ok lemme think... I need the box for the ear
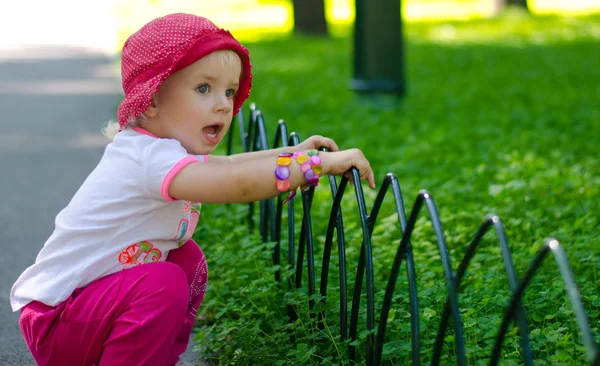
[145,94,159,117]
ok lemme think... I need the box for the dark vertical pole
[351,0,405,95]
[292,0,328,36]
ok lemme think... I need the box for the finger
[327,138,339,152]
[317,137,338,152]
[367,170,376,189]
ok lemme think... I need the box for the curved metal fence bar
[319,175,350,339]
[247,103,259,152]
[285,133,302,323]
[402,190,468,365]
[235,104,259,231]
[292,191,311,287]
[491,239,600,366]
[284,138,319,319]
[251,112,277,271]
[487,215,534,364]
[431,215,533,366]
[300,188,318,314]
[550,243,600,365]
[371,174,420,366]
[271,120,290,283]
[343,168,376,363]
[225,105,599,365]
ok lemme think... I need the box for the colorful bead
[304,169,316,180]
[307,149,318,156]
[277,156,292,166]
[275,166,290,180]
[313,165,322,175]
[276,179,290,192]
[310,155,321,165]
[300,162,311,173]
[296,154,308,164]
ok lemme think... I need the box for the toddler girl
[10,13,375,366]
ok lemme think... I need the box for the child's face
[146,50,242,155]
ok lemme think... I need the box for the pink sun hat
[117,13,253,130]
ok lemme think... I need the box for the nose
[213,93,232,114]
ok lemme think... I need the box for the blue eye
[225,89,236,98]
[197,84,209,93]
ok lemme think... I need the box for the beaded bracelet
[274,149,322,203]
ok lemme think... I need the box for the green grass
[193,11,600,365]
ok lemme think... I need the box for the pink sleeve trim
[161,156,199,201]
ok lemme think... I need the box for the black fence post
[351,0,406,95]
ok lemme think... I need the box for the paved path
[0,46,204,366]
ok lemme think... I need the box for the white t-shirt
[10,128,206,312]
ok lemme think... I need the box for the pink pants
[19,240,208,366]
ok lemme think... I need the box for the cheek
[190,97,212,113]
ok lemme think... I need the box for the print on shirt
[173,219,189,242]
[178,202,201,247]
[118,241,163,270]
[188,209,200,236]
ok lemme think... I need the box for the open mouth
[202,123,224,144]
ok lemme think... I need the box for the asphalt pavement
[0,45,203,366]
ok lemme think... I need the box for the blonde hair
[103,49,242,141]
[102,114,147,140]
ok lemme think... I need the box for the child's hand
[297,135,339,152]
[320,149,376,189]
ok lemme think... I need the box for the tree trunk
[507,0,528,8]
[292,0,328,36]
[492,0,529,16]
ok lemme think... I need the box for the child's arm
[221,135,339,164]
[169,149,375,204]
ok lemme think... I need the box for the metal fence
[226,103,599,365]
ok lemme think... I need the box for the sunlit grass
[407,10,600,45]
[531,0,600,15]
